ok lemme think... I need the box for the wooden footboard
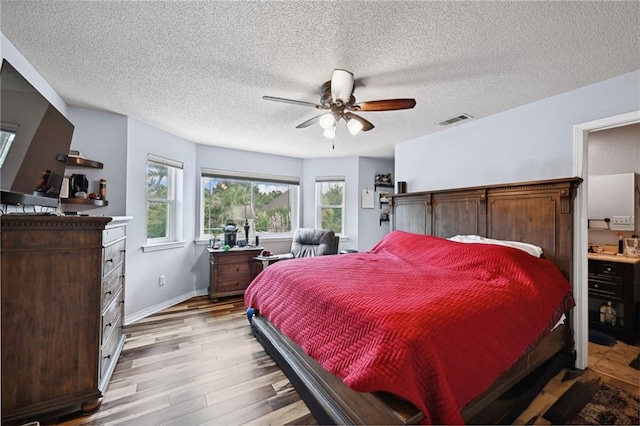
[250,311,572,425]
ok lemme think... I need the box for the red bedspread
[245,231,574,424]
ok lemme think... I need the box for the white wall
[125,117,198,321]
[357,157,394,251]
[396,70,640,191]
[67,107,128,216]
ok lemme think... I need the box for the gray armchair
[290,228,339,258]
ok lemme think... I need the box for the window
[146,154,183,244]
[315,176,345,235]
[0,123,18,167]
[200,170,300,239]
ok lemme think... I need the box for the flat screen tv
[0,59,75,209]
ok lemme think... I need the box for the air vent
[439,113,473,126]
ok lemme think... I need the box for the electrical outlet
[612,216,631,225]
[159,275,166,286]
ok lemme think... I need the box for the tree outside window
[201,174,300,239]
[147,156,183,243]
[316,178,345,235]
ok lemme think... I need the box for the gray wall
[125,117,198,321]
[395,70,640,191]
[67,107,128,216]
[357,157,394,251]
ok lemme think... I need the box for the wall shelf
[56,154,104,169]
[60,198,108,206]
[374,182,393,192]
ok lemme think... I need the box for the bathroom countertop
[587,253,640,264]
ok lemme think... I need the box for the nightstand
[208,247,263,300]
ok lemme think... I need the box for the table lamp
[238,204,256,244]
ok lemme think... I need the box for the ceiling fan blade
[331,69,354,104]
[354,98,416,112]
[345,112,375,132]
[263,96,323,109]
[295,115,323,129]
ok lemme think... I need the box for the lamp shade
[323,127,336,140]
[319,113,335,129]
[237,204,256,221]
[347,116,363,135]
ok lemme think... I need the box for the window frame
[146,154,184,247]
[315,176,346,236]
[199,169,301,240]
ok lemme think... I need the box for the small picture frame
[379,192,389,204]
[374,173,392,185]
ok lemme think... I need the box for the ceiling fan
[263,69,416,140]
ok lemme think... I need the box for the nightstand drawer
[216,274,253,293]
[217,261,252,277]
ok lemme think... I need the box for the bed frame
[249,177,582,424]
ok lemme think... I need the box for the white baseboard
[124,288,209,325]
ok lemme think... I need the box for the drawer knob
[106,258,114,263]
[606,267,611,271]
[106,322,112,328]
[105,290,112,295]
[104,354,111,360]
[594,284,598,288]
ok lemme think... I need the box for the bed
[244,177,582,424]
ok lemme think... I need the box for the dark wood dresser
[208,247,262,300]
[1,215,128,423]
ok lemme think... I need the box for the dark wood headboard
[391,177,582,283]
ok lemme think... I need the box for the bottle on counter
[617,232,624,255]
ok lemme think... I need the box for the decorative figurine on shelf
[99,179,107,200]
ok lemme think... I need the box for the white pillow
[448,235,543,257]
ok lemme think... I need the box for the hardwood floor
[54,296,638,426]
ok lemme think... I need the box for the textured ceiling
[1,1,639,159]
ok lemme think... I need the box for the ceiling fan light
[319,114,335,129]
[347,118,363,135]
[323,127,336,140]
[331,69,354,103]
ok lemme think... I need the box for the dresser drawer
[216,274,253,293]
[588,279,623,301]
[103,238,126,278]
[588,260,624,282]
[100,314,123,381]
[101,289,123,344]
[217,260,251,278]
[102,265,124,312]
[103,225,126,245]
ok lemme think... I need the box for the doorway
[573,110,640,369]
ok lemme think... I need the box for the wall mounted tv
[0,59,75,209]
